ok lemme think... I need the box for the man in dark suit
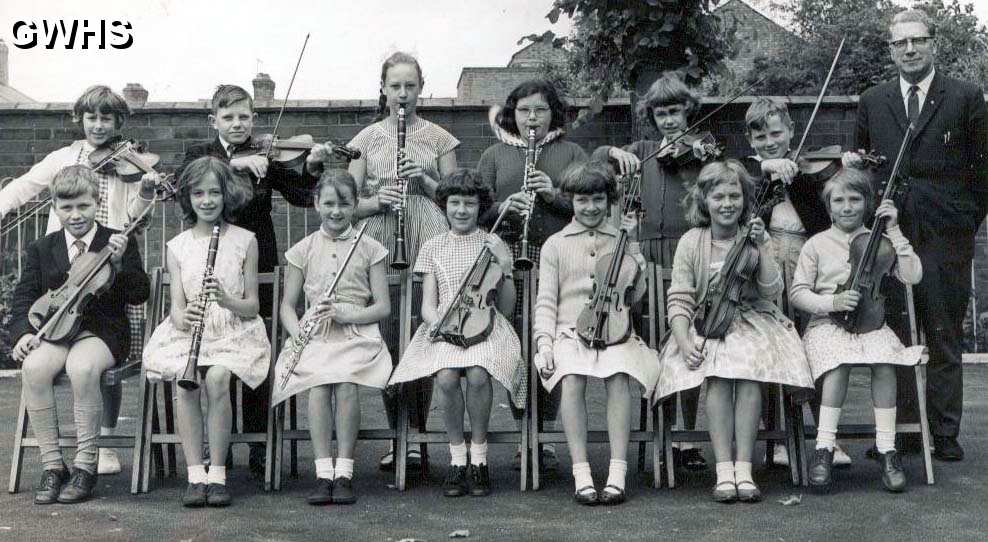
[179,85,319,477]
[10,165,150,504]
[851,9,988,461]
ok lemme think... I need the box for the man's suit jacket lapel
[911,72,946,138]
[884,81,909,133]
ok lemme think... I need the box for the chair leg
[162,382,178,477]
[637,398,647,474]
[144,383,159,493]
[652,403,662,489]
[797,403,810,487]
[915,365,935,485]
[663,402,676,489]
[529,363,541,491]
[289,396,299,479]
[131,374,152,494]
[520,399,529,492]
[8,390,29,494]
[783,394,801,486]
[264,397,277,492]
[396,387,409,491]
[150,385,165,481]
[273,402,284,491]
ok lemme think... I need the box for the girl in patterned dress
[533,162,659,506]
[272,170,392,506]
[389,169,525,498]
[654,160,813,504]
[143,157,271,508]
[346,51,459,470]
[790,168,923,493]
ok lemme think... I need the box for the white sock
[315,457,335,480]
[100,426,116,437]
[449,442,468,467]
[335,457,354,480]
[605,459,628,492]
[816,406,842,451]
[206,465,226,485]
[734,461,754,485]
[874,407,897,454]
[572,462,594,491]
[187,464,207,485]
[470,441,488,466]
[715,461,735,485]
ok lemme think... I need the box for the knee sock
[449,442,468,467]
[72,399,103,473]
[100,426,116,437]
[734,461,754,485]
[469,441,488,466]
[335,458,354,480]
[206,465,226,485]
[315,457,335,480]
[27,405,64,471]
[572,462,594,491]
[874,407,897,454]
[187,465,208,484]
[605,459,627,492]
[715,461,735,485]
[816,406,841,451]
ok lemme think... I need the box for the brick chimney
[123,83,149,107]
[252,73,275,101]
[0,39,9,86]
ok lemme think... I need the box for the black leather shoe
[442,466,468,497]
[878,450,907,492]
[206,483,232,507]
[306,478,333,505]
[468,464,491,496]
[332,477,357,505]
[681,449,707,471]
[182,483,207,507]
[933,436,964,461]
[34,466,69,505]
[600,485,626,505]
[57,468,97,504]
[573,486,599,506]
[808,448,834,488]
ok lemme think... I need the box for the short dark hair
[496,79,567,137]
[635,72,701,133]
[178,156,250,224]
[314,169,359,207]
[73,85,130,129]
[558,161,618,203]
[435,168,494,220]
[211,85,254,113]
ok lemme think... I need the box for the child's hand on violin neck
[107,233,129,267]
[306,143,334,173]
[620,212,639,236]
[762,158,799,185]
[748,217,770,246]
[485,235,511,270]
[841,151,863,169]
[608,147,641,175]
[876,199,899,229]
[230,155,269,179]
[832,290,861,312]
[139,172,162,198]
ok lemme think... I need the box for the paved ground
[0,366,985,542]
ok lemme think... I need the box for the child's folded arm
[789,243,835,315]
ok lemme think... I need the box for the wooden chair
[270,273,406,491]
[130,267,282,493]
[796,284,934,486]
[393,271,531,491]
[529,263,664,490]
[8,347,146,493]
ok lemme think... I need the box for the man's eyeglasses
[889,36,933,51]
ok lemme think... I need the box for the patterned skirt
[389,312,527,409]
[654,305,813,403]
[803,321,925,381]
[271,315,394,406]
[539,330,660,398]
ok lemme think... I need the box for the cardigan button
[590,252,595,257]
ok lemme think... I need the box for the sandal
[736,480,762,503]
[573,485,599,506]
[599,484,626,506]
[712,481,737,503]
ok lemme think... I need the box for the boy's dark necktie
[907,85,920,125]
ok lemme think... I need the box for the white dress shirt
[65,225,99,262]
[899,68,936,118]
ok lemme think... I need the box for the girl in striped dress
[389,169,525,497]
[346,51,460,470]
[534,162,659,506]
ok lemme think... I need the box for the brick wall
[508,41,568,68]
[717,0,803,78]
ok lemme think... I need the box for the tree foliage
[748,0,988,95]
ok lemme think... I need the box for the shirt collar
[64,224,98,249]
[217,135,242,157]
[319,223,356,241]
[561,218,618,237]
[829,224,868,240]
[899,68,935,98]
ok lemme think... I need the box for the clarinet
[513,127,537,271]
[177,224,221,390]
[279,223,368,390]
[391,105,409,270]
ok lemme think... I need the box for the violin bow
[792,38,846,160]
[639,75,766,165]
[266,33,311,166]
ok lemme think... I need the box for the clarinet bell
[391,237,409,270]
[513,239,534,271]
[177,372,200,391]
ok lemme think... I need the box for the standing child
[143,156,271,507]
[533,161,659,506]
[790,168,923,493]
[654,160,813,503]
[272,170,392,506]
[9,165,150,504]
[389,169,526,498]
[592,71,717,471]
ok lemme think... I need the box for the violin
[693,180,786,341]
[830,125,913,333]
[576,173,644,349]
[785,145,886,185]
[27,178,178,344]
[656,132,723,170]
[230,134,361,169]
[88,137,163,183]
